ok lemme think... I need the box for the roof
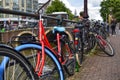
[52,12,68,15]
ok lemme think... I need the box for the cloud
[88,0,102,7]
[38,0,49,3]
[60,0,103,21]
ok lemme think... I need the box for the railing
[0,8,77,23]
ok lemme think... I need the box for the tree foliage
[46,0,74,20]
[100,0,120,22]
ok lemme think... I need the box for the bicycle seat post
[38,9,44,41]
[39,9,43,21]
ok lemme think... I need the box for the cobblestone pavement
[67,29,120,80]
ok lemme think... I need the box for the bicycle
[0,44,38,80]
[90,21,115,56]
[7,8,76,80]
[0,5,65,80]
[93,21,109,40]
[72,23,84,67]
[72,20,95,67]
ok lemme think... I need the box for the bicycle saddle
[52,26,65,33]
[75,24,84,29]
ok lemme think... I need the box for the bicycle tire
[88,34,96,50]
[99,27,109,39]
[48,32,76,76]
[0,44,38,80]
[75,36,83,67]
[15,43,64,80]
[61,38,76,76]
[97,39,115,56]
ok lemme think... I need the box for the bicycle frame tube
[35,20,46,76]
[0,57,9,80]
[96,35,107,46]
[36,19,63,76]
[38,20,54,49]
[38,19,62,56]
[72,29,80,49]
[57,33,62,62]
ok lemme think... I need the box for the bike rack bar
[0,7,77,23]
[0,8,38,18]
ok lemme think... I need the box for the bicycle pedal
[68,56,74,59]
[70,41,73,44]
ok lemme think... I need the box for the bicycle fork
[35,41,45,76]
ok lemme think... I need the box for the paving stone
[67,33,120,80]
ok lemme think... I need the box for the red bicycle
[36,11,76,76]
[6,0,76,78]
[9,9,76,79]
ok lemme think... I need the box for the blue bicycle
[0,44,38,80]
[15,43,65,80]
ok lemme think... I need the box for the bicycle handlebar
[37,0,51,14]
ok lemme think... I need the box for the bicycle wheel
[97,38,115,56]
[87,34,96,50]
[47,32,76,76]
[15,43,64,80]
[74,36,83,67]
[60,35,76,76]
[0,44,38,80]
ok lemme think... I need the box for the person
[79,11,84,21]
[119,23,120,30]
[106,22,109,33]
[111,18,117,35]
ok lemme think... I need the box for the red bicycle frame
[35,15,71,76]
[96,35,107,46]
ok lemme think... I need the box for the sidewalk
[67,32,120,80]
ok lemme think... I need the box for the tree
[46,0,74,20]
[100,0,120,22]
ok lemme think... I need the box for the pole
[83,0,89,19]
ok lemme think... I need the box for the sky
[60,0,103,21]
[38,0,103,21]
[38,0,49,3]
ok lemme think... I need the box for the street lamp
[83,0,89,19]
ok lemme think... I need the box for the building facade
[0,0,38,18]
[0,0,52,31]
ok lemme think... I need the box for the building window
[0,14,3,18]
[22,9,24,11]
[13,0,18,4]
[22,0,24,7]
[0,1,2,7]
[5,0,9,6]
[33,0,38,11]
[13,0,19,11]
[26,0,32,12]
[5,14,9,18]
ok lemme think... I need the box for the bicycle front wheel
[0,44,38,80]
[15,43,64,80]
[97,39,115,56]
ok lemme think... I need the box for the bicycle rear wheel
[75,37,83,67]
[87,34,96,50]
[0,44,38,80]
[61,36,76,76]
[15,43,64,80]
[97,39,115,56]
[47,32,76,76]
